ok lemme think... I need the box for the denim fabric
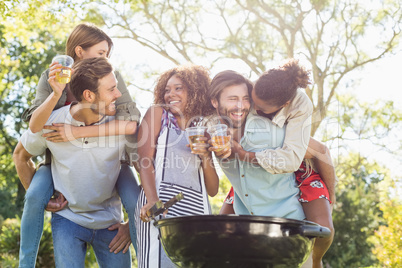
[116,163,140,253]
[19,165,53,268]
[219,112,305,220]
[18,164,140,267]
[51,213,131,268]
[237,113,305,219]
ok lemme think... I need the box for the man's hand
[45,191,68,212]
[209,136,232,159]
[108,222,131,254]
[230,139,243,155]
[42,123,77,142]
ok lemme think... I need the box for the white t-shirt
[21,104,127,229]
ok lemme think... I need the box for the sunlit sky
[111,39,402,108]
[108,38,402,183]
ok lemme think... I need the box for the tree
[324,153,386,267]
[369,175,402,268]
[370,199,402,267]
[323,94,402,153]
[86,0,401,134]
[0,216,55,267]
[0,0,78,218]
[319,94,402,267]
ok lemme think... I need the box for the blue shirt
[219,112,305,220]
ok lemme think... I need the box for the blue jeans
[18,163,140,268]
[116,163,141,253]
[51,213,131,268]
[18,165,54,268]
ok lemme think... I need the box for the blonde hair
[301,159,315,179]
[66,23,113,61]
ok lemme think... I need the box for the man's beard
[90,103,105,116]
[91,98,116,117]
[217,104,248,129]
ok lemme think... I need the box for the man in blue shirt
[207,70,305,220]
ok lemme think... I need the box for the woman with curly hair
[135,64,219,268]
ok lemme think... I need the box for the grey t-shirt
[20,104,129,229]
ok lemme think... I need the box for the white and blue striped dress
[135,109,211,268]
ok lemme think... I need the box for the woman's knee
[311,215,335,243]
[24,189,49,209]
[120,194,137,215]
[24,165,54,207]
[117,164,140,214]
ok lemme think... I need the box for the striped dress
[135,109,211,268]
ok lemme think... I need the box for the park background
[0,0,401,267]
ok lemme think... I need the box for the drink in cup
[208,124,230,149]
[185,126,207,152]
[52,55,74,84]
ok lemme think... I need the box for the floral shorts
[224,187,235,205]
[295,163,331,204]
[224,163,331,205]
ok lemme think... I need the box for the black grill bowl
[154,214,331,268]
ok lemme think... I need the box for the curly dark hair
[153,64,215,119]
[254,59,311,106]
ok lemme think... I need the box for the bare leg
[219,202,235,215]
[302,199,334,268]
[306,138,337,205]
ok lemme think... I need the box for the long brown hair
[153,64,214,119]
[66,23,113,61]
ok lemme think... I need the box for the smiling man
[15,57,132,267]
[208,70,305,220]
[208,69,336,268]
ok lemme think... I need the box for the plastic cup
[185,126,207,152]
[208,124,230,148]
[52,55,74,84]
